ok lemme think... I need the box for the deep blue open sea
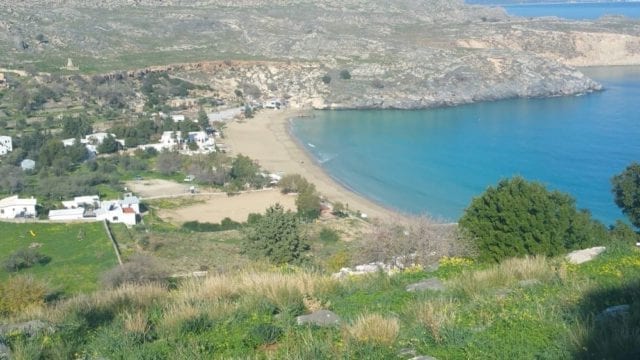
[483,2,640,20]
[290,66,640,225]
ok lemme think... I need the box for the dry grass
[0,275,49,317]
[177,271,334,304]
[410,298,458,343]
[450,256,559,298]
[345,314,400,346]
[123,310,151,335]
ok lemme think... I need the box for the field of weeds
[2,243,639,359]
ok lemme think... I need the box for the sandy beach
[224,108,400,220]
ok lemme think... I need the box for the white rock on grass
[566,246,606,264]
[296,310,341,327]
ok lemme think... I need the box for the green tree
[339,69,351,80]
[296,184,321,220]
[61,115,93,139]
[459,177,605,262]
[230,154,261,187]
[156,150,183,175]
[197,107,209,125]
[97,135,121,154]
[242,204,309,264]
[612,163,640,228]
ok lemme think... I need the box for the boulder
[406,278,445,292]
[410,356,438,360]
[566,246,606,264]
[596,304,630,323]
[296,310,341,327]
[0,320,54,338]
[0,342,10,360]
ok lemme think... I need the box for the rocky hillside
[1,0,639,109]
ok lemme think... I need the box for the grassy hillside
[2,243,639,359]
[0,222,118,293]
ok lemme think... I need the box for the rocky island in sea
[2,0,639,109]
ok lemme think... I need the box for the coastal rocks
[406,278,445,292]
[296,310,341,327]
[566,246,606,264]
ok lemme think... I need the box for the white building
[48,208,86,221]
[61,195,100,209]
[0,195,37,219]
[62,133,125,153]
[48,195,139,225]
[171,114,186,122]
[0,135,12,156]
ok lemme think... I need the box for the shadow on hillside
[572,279,640,359]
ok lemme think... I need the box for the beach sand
[224,109,400,220]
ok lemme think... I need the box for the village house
[48,194,140,226]
[62,133,125,153]
[0,195,37,219]
[171,114,186,122]
[0,135,12,156]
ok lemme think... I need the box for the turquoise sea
[483,2,640,20]
[290,66,640,225]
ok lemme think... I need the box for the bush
[242,204,310,264]
[182,218,242,232]
[321,74,332,84]
[357,216,471,268]
[459,177,607,262]
[339,69,351,80]
[3,248,51,272]
[277,174,311,194]
[101,255,169,288]
[296,185,322,220]
[318,227,340,243]
[610,220,640,244]
[0,275,50,316]
[612,162,640,228]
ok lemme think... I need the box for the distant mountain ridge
[1,0,639,109]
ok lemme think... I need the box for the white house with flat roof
[0,136,12,156]
[48,194,139,225]
[0,195,37,219]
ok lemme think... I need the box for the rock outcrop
[1,0,638,109]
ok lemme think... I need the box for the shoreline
[224,108,403,220]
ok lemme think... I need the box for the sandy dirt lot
[159,190,297,224]
[126,179,296,223]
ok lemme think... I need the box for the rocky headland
[1,0,639,109]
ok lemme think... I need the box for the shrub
[610,220,640,244]
[318,227,340,243]
[612,162,640,228]
[296,185,322,220]
[180,313,214,334]
[371,79,384,89]
[101,255,169,288]
[339,69,351,80]
[182,218,242,232]
[0,275,50,316]
[357,216,472,268]
[277,174,311,194]
[459,177,607,262]
[346,314,399,346]
[242,204,310,264]
[332,201,347,217]
[3,248,51,272]
[321,74,332,84]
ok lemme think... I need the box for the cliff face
[1,0,638,109]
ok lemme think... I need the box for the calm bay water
[496,2,640,20]
[290,66,640,225]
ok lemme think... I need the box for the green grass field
[0,222,119,294]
